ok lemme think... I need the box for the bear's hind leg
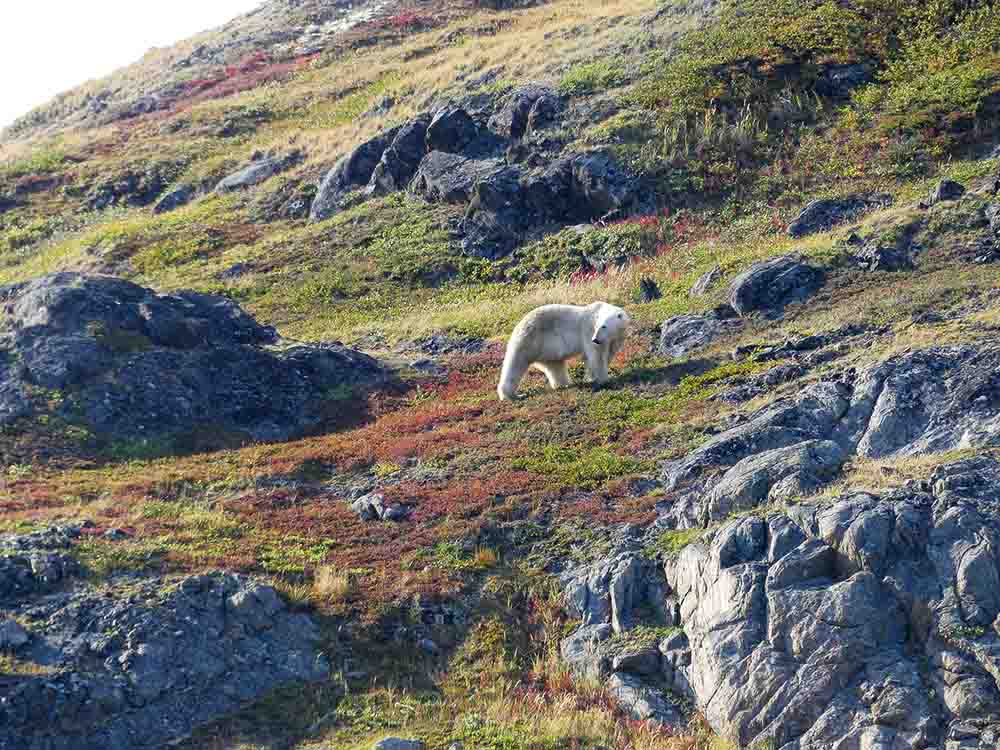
[498,356,530,401]
[534,360,572,390]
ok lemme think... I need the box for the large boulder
[787,193,893,238]
[460,165,529,259]
[663,456,1000,749]
[728,254,824,318]
[460,152,646,259]
[424,106,478,153]
[487,83,557,140]
[0,526,329,750]
[215,153,299,194]
[655,309,741,359]
[367,118,430,197]
[153,184,197,215]
[0,273,386,446]
[409,152,506,204]
[310,129,398,222]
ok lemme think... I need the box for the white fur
[497,302,630,401]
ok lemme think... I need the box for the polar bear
[497,302,630,401]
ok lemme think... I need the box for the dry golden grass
[815,448,999,499]
[312,564,355,603]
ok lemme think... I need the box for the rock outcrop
[309,91,647,259]
[0,526,329,750]
[560,339,1000,746]
[664,456,1000,749]
[0,273,386,447]
[655,308,741,359]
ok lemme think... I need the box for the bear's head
[592,304,630,346]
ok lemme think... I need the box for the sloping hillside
[2,0,1000,749]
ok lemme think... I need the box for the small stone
[0,619,30,649]
[417,638,440,656]
[636,276,662,303]
[611,647,661,675]
[926,179,966,205]
[103,528,131,541]
[690,265,721,296]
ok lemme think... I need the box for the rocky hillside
[2,0,1000,748]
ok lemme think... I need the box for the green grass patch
[558,59,628,96]
[647,527,705,559]
[511,444,646,489]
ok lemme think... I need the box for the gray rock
[655,311,741,359]
[215,153,298,193]
[728,254,824,317]
[425,106,478,153]
[689,264,721,296]
[87,162,178,210]
[560,552,664,635]
[488,83,555,139]
[561,623,612,679]
[374,739,425,750]
[852,346,1000,459]
[368,118,430,196]
[607,672,683,725]
[153,184,196,214]
[664,379,852,491]
[569,152,643,219]
[410,152,506,204]
[985,203,1000,234]
[612,647,661,676]
[352,492,409,522]
[700,440,845,523]
[0,273,387,447]
[660,456,1000,749]
[787,193,893,238]
[0,619,29,649]
[927,179,966,206]
[0,550,328,750]
[310,130,397,222]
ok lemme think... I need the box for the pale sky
[1,1,265,129]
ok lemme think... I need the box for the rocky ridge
[0,525,329,750]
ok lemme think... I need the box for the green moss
[558,59,628,96]
[0,145,68,179]
[86,322,152,354]
[74,540,163,578]
[605,624,681,655]
[511,444,646,488]
[647,527,705,559]
[258,535,336,575]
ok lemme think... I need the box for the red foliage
[360,9,437,34]
[174,52,317,109]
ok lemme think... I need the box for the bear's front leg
[585,343,610,386]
